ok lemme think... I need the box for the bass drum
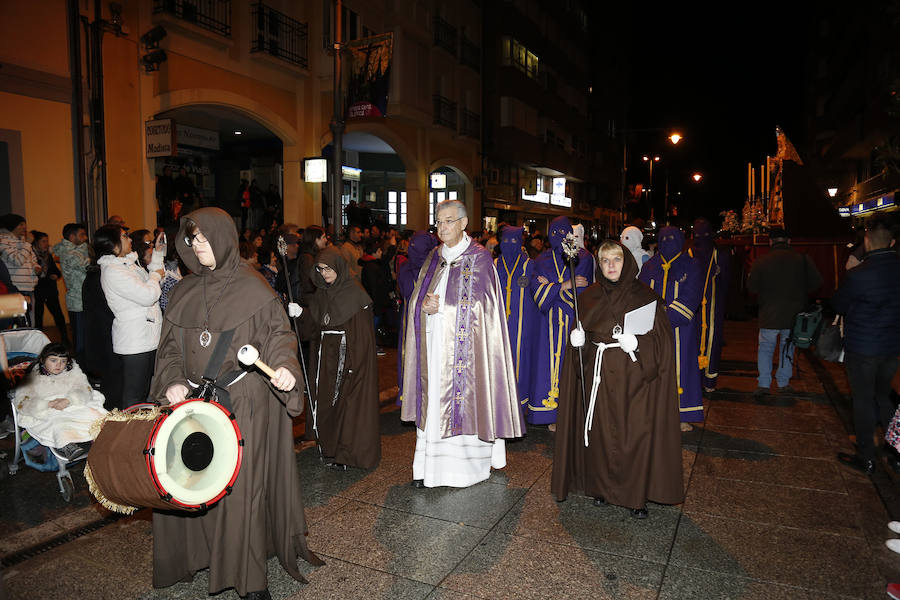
[85,399,243,514]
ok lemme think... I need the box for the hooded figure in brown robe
[552,240,683,517]
[150,208,323,598]
[298,246,380,469]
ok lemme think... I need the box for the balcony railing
[433,95,458,130]
[460,109,480,139]
[153,0,231,37]
[250,2,308,68]
[460,36,480,72]
[433,16,458,56]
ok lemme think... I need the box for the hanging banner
[346,33,393,118]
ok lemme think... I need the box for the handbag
[814,315,844,362]
[886,405,900,453]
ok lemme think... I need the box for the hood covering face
[691,218,714,255]
[620,226,643,252]
[658,226,684,260]
[548,216,572,253]
[307,246,372,327]
[406,231,438,273]
[165,207,278,330]
[596,240,640,305]
[500,226,526,263]
[572,224,586,250]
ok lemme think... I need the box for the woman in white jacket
[94,225,164,408]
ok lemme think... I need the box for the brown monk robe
[552,240,683,514]
[298,246,380,469]
[150,208,323,597]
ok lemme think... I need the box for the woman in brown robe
[298,246,380,469]
[150,208,322,600]
[551,240,683,519]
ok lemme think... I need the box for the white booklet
[623,301,656,335]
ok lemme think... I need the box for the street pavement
[1,319,899,600]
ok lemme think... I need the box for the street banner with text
[346,33,393,118]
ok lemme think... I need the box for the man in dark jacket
[832,214,900,474]
[747,228,822,394]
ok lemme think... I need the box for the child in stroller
[13,342,106,461]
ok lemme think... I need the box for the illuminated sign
[430,173,447,189]
[846,193,896,216]
[342,166,362,181]
[303,158,328,183]
[550,177,571,207]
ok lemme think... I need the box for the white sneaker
[886,539,900,554]
[889,521,900,534]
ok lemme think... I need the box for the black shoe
[592,496,606,506]
[631,507,649,519]
[242,589,271,600]
[411,479,425,488]
[752,387,769,398]
[837,452,875,474]
[324,461,347,471]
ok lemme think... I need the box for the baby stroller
[4,328,86,502]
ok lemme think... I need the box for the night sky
[604,4,810,225]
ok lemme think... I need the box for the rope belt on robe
[585,340,620,447]
[313,330,347,440]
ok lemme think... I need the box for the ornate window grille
[250,2,309,68]
[152,0,231,37]
[433,16,458,56]
[433,95,458,130]
[460,109,480,139]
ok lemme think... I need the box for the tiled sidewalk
[2,320,899,599]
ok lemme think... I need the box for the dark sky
[601,5,810,224]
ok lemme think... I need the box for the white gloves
[570,325,585,348]
[612,332,638,362]
[288,302,303,318]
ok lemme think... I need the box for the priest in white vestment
[401,200,525,488]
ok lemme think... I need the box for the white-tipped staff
[237,344,278,378]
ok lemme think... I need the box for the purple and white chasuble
[401,234,525,487]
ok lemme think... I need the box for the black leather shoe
[411,479,425,488]
[242,589,272,600]
[837,452,875,474]
[631,507,649,519]
[592,496,606,506]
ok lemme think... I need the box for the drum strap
[196,328,241,411]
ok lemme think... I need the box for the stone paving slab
[697,423,833,458]
[441,531,664,600]
[691,447,846,491]
[657,566,861,600]
[669,512,882,598]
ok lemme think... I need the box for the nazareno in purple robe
[528,216,594,425]
[400,240,525,442]
[638,226,704,422]
[396,232,438,404]
[495,226,539,412]
[689,219,730,391]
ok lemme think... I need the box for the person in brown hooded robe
[551,239,683,519]
[297,245,380,469]
[149,208,323,600]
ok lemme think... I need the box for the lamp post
[642,154,660,218]
[620,130,683,225]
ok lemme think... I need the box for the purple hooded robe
[494,226,539,410]
[401,239,525,441]
[396,232,438,403]
[689,219,730,391]
[529,216,594,425]
[638,226,704,422]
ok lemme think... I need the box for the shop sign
[177,125,220,151]
[146,119,176,157]
[342,166,362,181]
[430,173,446,189]
[304,158,328,183]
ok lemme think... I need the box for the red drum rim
[144,398,244,510]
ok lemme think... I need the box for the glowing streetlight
[669,133,683,145]
[827,187,838,197]
[692,173,703,182]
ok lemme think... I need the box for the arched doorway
[151,104,285,234]
[428,161,477,229]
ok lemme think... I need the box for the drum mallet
[237,344,277,378]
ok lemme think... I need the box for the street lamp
[642,155,660,218]
[620,129,684,224]
[669,133,683,145]
[693,173,703,182]
[827,187,838,197]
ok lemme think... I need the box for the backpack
[790,304,823,349]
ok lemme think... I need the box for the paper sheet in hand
[623,301,656,335]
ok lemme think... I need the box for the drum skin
[86,399,243,512]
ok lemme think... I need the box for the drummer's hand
[165,383,189,405]
[271,367,295,391]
